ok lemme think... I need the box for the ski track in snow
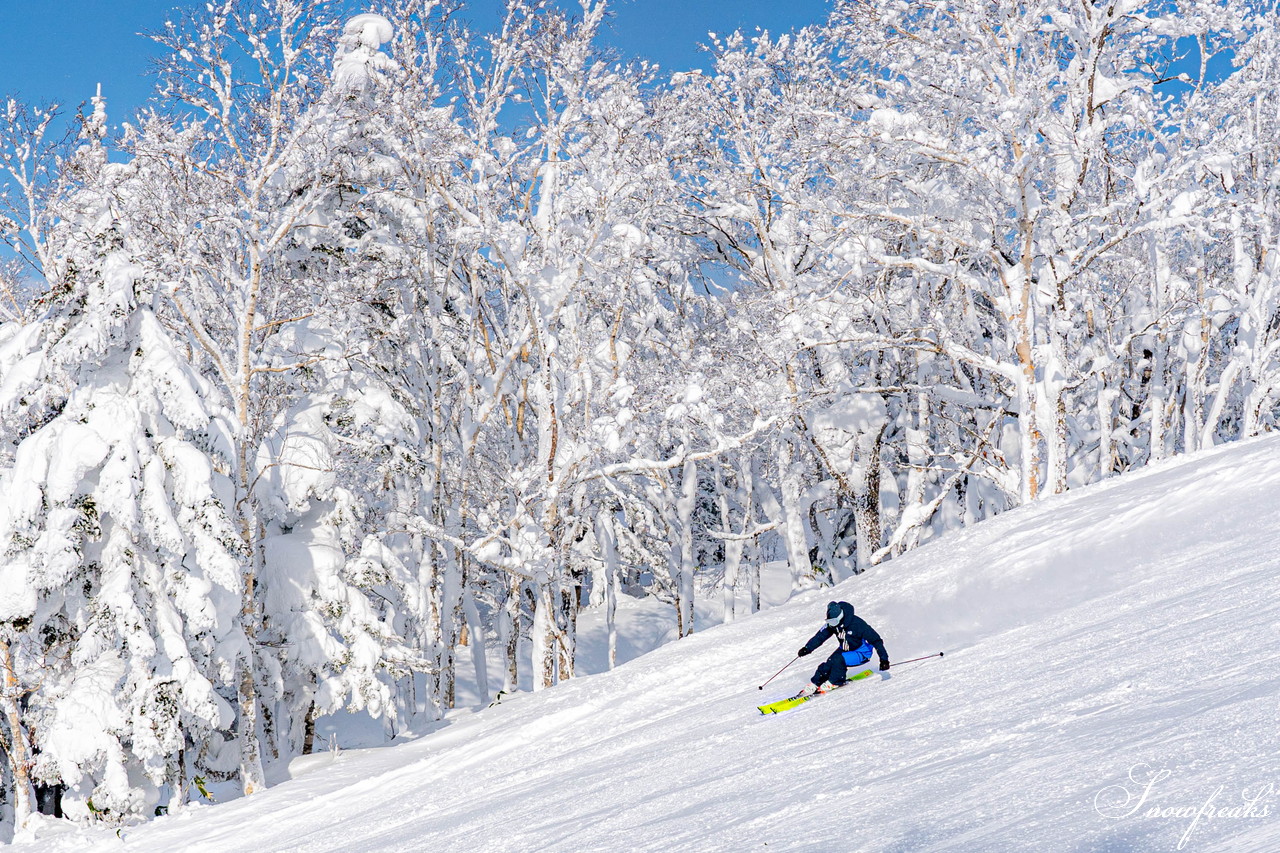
[15,437,1280,852]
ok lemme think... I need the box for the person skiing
[795,600,889,697]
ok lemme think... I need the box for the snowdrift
[16,437,1280,852]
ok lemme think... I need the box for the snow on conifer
[0,105,243,826]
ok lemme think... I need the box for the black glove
[879,658,891,671]
[797,647,811,657]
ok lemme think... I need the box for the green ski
[757,668,874,714]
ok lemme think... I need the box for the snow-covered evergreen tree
[0,91,243,824]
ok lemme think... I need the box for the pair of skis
[756,651,944,714]
[757,668,875,714]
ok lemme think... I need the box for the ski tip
[757,696,809,714]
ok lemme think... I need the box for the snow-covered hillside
[16,437,1280,852]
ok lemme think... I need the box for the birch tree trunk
[0,638,33,832]
[1097,371,1120,479]
[594,510,620,669]
[1009,213,1043,504]
[1149,335,1170,462]
[556,579,578,680]
[852,423,886,573]
[462,589,490,707]
[500,575,522,694]
[717,458,747,624]
[675,458,698,638]
[776,438,813,585]
[1044,285,1071,495]
[898,381,931,555]
[531,583,557,692]
[229,249,267,795]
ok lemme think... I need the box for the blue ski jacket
[802,601,888,663]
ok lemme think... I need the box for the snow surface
[14,436,1280,852]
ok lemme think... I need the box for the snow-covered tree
[124,0,419,792]
[1179,4,1280,444]
[0,93,243,824]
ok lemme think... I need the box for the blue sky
[0,1,833,124]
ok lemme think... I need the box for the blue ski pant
[811,640,873,686]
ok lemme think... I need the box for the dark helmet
[826,601,844,625]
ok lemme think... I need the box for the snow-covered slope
[19,437,1280,852]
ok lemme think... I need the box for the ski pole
[758,655,801,690]
[891,651,945,667]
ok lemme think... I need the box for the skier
[795,600,890,697]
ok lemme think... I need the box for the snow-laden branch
[583,416,780,482]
